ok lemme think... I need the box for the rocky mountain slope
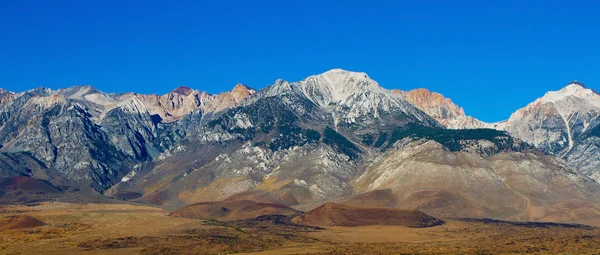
[491,82,600,182]
[352,137,600,222]
[137,84,256,123]
[394,88,486,129]
[107,69,442,209]
[0,84,255,190]
[3,70,600,224]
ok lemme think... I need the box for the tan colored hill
[0,215,46,231]
[353,139,600,222]
[296,202,443,228]
[170,199,299,220]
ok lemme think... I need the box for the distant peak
[70,85,100,93]
[411,88,432,94]
[0,88,13,94]
[320,68,369,78]
[400,88,468,121]
[306,69,373,89]
[232,83,255,93]
[229,84,255,101]
[29,86,51,92]
[539,81,599,103]
[26,87,53,96]
[273,79,289,86]
[171,86,194,95]
[324,68,352,73]
[567,80,585,88]
[405,88,445,102]
[561,81,592,94]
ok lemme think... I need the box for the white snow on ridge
[539,83,600,108]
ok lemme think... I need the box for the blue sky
[1,0,599,122]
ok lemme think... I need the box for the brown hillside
[0,215,46,231]
[112,190,143,200]
[170,200,300,220]
[342,189,398,208]
[297,203,444,228]
[0,176,63,193]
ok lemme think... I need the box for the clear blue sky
[1,0,599,122]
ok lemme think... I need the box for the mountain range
[2,69,600,224]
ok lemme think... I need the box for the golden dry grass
[2,202,600,255]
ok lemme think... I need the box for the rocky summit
[393,88,486,129]
[489,82,600,183]
[2,70,600,225]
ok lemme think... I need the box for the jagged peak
[27,93,67,108]
[115,95,149,114]
[563,80,600,95]
[394,88,488,129]
[28,86,52,93]
[504,81,600,124]
[401,88,456,107]
[57,85,107,100]
[171,86,194,96]
[273,79,288,85]
[60,84,96,90]
[231,83,256,94]
[22,87,53,97]
[0,88,14,94]
[256,79,293,98]
[400,88,454,104]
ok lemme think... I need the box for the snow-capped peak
[300,69,381,106]
[246,69,440,126]
[495,81,600,155]
[320,68,370,79]
[539,81,600,104]
[503,81,600,124]
[312,68,372,86]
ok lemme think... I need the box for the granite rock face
[491,82,600,182]
[0,83,253,190]
[393,88,486,129]
[3,71,600,224]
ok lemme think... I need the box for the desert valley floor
[2,202,600,255]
